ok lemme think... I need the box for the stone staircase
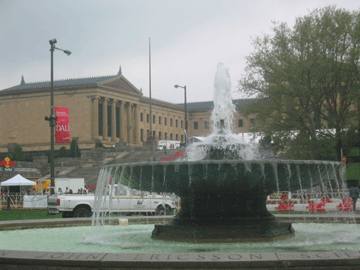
[109,149,180,164]
[63,149,182,186]
[65,165,103,186]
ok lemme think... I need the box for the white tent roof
[1,174,36,186]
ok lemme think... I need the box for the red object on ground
[275,204,294,211]
[307,203,326,212]
[321,198,333,203]
[160,150,185,162]
[337,198,353,211]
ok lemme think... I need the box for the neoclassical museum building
[0,69,256,153]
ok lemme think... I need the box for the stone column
[91,96,100,140]
[119,101,125,142]
[127,102,132,143]
[102,98,108,140]
[111,99,117,141]
[134,104,140,144]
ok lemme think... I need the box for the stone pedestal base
[152,217,294,243]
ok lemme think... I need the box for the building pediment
[100,75,142,96]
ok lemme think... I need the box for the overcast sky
[1,0,359,104]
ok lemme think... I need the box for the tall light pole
[149,38,153,140]
[174,85,187,145]
[358,96,360,185]
[45,39,71,195]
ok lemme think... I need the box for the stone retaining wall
[1,216,360,269]
[1,250,360,269]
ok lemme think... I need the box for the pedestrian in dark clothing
[349,187,359,212]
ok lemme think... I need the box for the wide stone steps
[63,149,183,186]
[109,149,180,165]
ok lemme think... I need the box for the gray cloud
[1,0,359,103]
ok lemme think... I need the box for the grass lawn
[0,209,62,221]
[0,210,176,221]
[0,209,323,222]
[345,148,360,181]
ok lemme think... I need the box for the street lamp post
[358,96,360,184]
[45,39,71,195]
[174,85,187,145]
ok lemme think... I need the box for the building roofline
[0,74,118,94]
[140,96,183,110]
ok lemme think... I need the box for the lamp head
[64,50,71,56]
[174,85,179,88]
[49,39,57,45]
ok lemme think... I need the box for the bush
[58,146,68,157]
[11,144,25,161]
[95,140,104,148]
[69,138,80,158]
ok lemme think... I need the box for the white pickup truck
[47,185,176,218]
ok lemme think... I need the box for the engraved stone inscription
[277,251,360,260]
[42,252,105,261]
[105,252,278,262]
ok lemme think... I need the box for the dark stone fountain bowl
[104,160,344,242]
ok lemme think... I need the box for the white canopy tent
[1,174,45,209]
[1,174,36,187]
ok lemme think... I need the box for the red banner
[55,107,70,143]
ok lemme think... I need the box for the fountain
[0,63,357,269]
[93,63,346,243]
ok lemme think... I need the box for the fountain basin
[100,159,344,242]
[152,217,294,242]
[1,216,360,269]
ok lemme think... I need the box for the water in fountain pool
[1,223,360,254]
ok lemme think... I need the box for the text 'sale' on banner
[55,107,70,143]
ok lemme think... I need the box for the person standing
[349,186,359,212]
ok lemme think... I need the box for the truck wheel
[62,212,72,218]
[155,206,171,216]
[73,207,91,218]
[155,206,166,216]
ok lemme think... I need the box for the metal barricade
[0,193,24,209]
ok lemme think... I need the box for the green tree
[58,146,68,158]
[12,144,25,161]
[69,138,80,158]
[239,6,360,160]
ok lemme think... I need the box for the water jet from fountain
[93,63,345,243]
